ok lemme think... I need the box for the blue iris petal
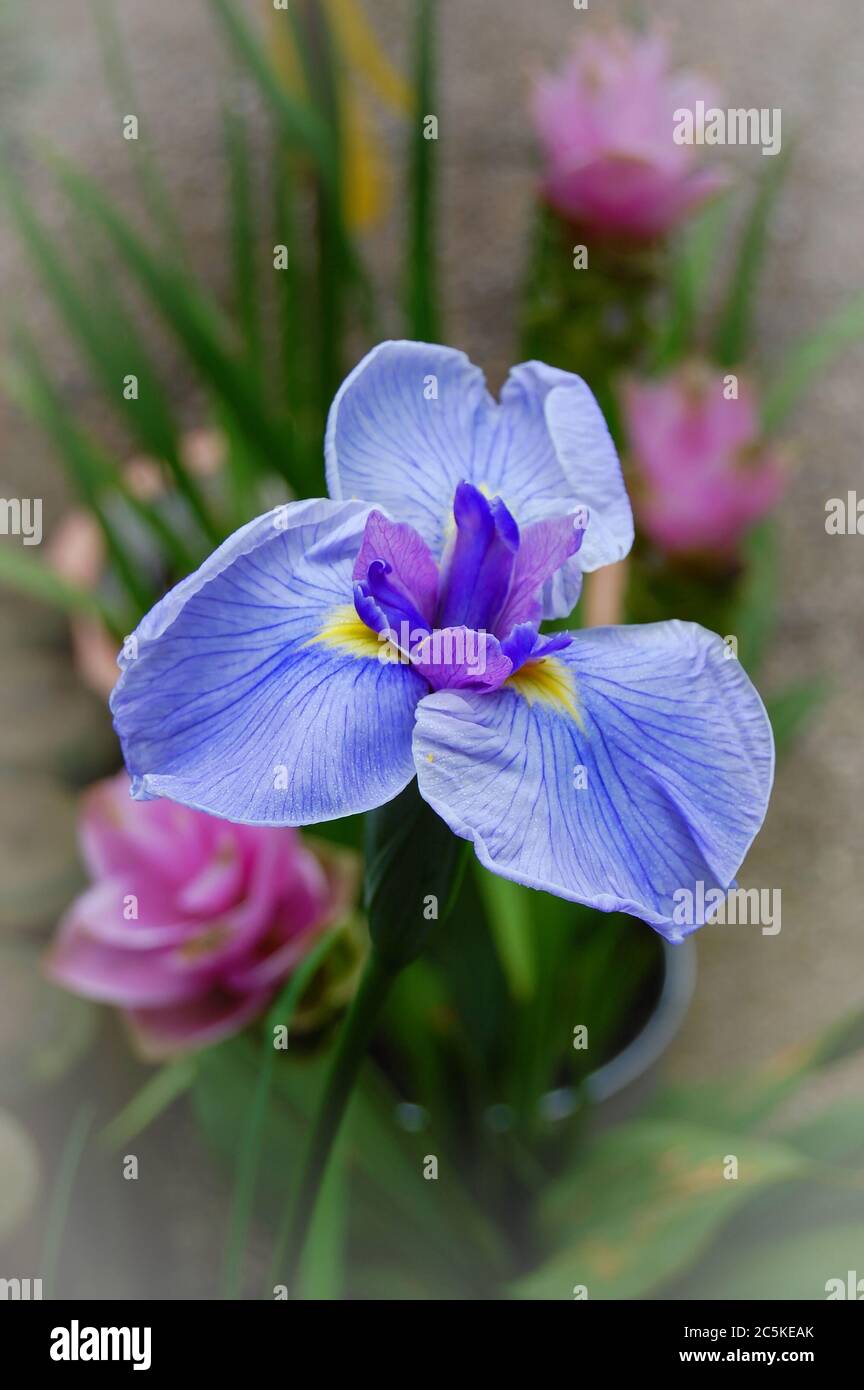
[325,343,632,599]
[413,622,774,940]
[326,341,493,557]
[110,499,427,825]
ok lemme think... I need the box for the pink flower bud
[623,366,785,556]
[45,773,359,1058]
[531,28,726,241]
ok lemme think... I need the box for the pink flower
[623,366,785,556]
[46,773,358,1058]
[531,28,725,241]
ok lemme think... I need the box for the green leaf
[0,167,218,548]
[475,865,536,1001]
[781,1099,864,1165]
[766,678,827,755]
[405,0,438,339]
[54,159,298,487]
[193,1032,501,1295]
[0,1108,39,1241]
[208,0,335,182]
[713,148,791,367]
[221,928,341,1299]
[289,1,348,409]
[75,246,221,549]
[512,1119,805,1300]
[732,519,777,673]
[297,1129,347,1300]
[91,0,188,254]
[100,1056,198,1151]
[651,1002,864,1131]
[762,291,864,433]
[364,780,469,969]
[13,337,204,585]
[683,1222,864,1301]
[41,1103,95,1299]
[210,0,372,360]
[0,546,122,635]
[224,107,262,376]
[653,194,731,368]
[0,944,97,1101]
[9,337,157,617]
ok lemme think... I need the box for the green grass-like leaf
[10,335,156,617]
[766,677,827,755]
[652,194,731,369]
[732,519,777,674]
[512,1118,805,1300]
[54,159,297,487]
[222,929,342,1300]
[762,291,864,432]
[40,1103,96,1300]
[0,167,221,547]
[9,336,204,607]
[209,0,335,183]
[224,107,263,377]
[406,0,439,339]
[100,1056,199,1151]
[713,147,791,367]
[0,546,122,637]
[91,0,188,255]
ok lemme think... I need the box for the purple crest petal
[437,482,519,630]
[352,509,439,623]
[411,626,513,693]
[494,512,585,635]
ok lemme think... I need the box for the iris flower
[111,342,773,942]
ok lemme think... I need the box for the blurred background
[1,0,862,1300]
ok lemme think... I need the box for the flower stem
[280,948,399,1293]
[277,782,465,1294]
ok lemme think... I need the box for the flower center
[348,481,579,696]
[436,481,520,631]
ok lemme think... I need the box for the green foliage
[363,780,468,969]
[0,944,96,1101]
[683,1222,864,1301]
[512,1119,805,1300]
[732,519,777,674]
[766,678,827,754]
[762,290,864,431]
[0,0,377,626]
[406,0,439,339]
[651,194,731,369]
[0,1107,39,1242]
[223,929,342,1299]
[0,546,121,635]
[513,1003,864,1300]
[712,147,791,367]
[100,1056,198,1152]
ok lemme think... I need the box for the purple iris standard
[111,342,774,942]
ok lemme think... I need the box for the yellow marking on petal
[506,656,583,726]
[305,604,399,662]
